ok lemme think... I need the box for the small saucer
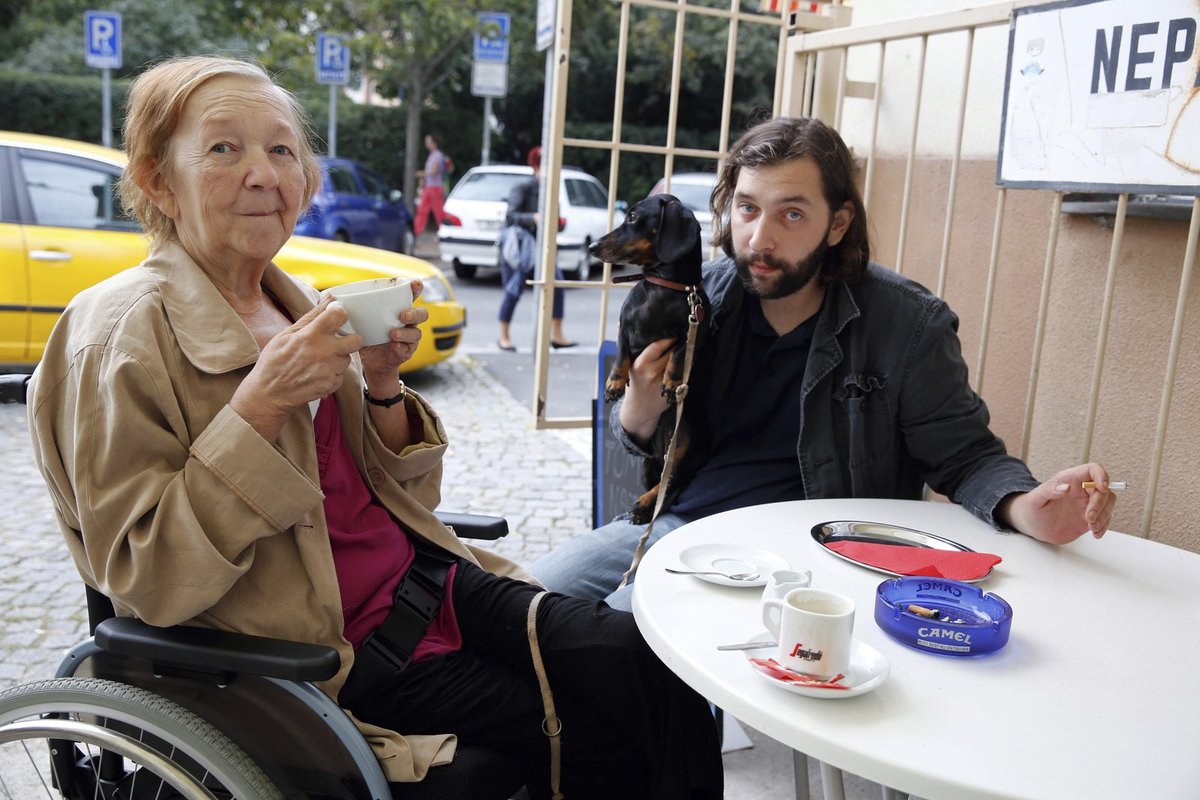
[676,544,789,588]
[743,633,890,698]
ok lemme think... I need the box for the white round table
[631,498,1200,800]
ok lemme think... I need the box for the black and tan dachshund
[591,193,710,523]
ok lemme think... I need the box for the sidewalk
[0,356,887,799]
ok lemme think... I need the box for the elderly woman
[28,55,721,800]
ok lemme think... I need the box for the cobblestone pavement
[0,355,591,690]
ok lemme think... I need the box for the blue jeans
[527,513,689,611]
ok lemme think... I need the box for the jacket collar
[146,240,317,375]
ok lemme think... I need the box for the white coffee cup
[761,587,855,680]
[321,278,414,346]
[760,568,813,607]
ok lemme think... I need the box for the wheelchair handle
[0,374,30,405]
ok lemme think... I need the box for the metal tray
[810,520,991,582]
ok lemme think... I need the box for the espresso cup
[761,587,855,680]
[321,278,414,346]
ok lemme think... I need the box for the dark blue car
[295,157,415,254]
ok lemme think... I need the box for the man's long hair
[710,116,870,286]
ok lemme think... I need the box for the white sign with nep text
[999,0,1200,193]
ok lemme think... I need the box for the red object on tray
[825,541,1001,580]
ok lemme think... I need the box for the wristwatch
[364,382,407,408]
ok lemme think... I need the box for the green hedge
[0,69,131,146]
[1,70,504,209]
[0,70,442,196]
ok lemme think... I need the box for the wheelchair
[0,374,527,799]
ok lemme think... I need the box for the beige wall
[863,158,1199,551]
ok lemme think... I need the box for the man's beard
[735,233,830,300]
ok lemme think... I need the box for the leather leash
[618,283,704,589]
[526,591,564,799]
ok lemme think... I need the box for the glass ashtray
[874,577,1012,657]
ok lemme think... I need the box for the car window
[450,171,528,202]
[328,165,361,195]
[668,182,714,214]
[19,153,135,229]
[584,180,609,208]
[359,168,390,200]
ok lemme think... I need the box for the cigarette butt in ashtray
[906,604,940,619]
[1082,481,1128,491]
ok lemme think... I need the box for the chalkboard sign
[593,340,645,528]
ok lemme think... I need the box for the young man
[530,116,1118,609]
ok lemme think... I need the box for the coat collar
[146,240,317,375]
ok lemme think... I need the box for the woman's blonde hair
[118,55,322,246]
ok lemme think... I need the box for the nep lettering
[1091,17,1199,93]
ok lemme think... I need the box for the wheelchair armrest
[435,510,509,540]
[0,373,30,405]
[94,617,341,683]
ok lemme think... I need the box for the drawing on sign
[999,0,1200,193]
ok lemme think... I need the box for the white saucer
[743,633,890,698]
[676,544,789,588]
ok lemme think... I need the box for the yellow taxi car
[0,131,464,373]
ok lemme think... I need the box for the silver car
[438,164,625,281]
[650,172,717,253]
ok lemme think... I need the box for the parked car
[438,164,626,281]
[0,131,463,374]
[294,156,416,255]
[650,172,717,252]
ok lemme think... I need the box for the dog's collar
[613,273,706,323]
[612,273,695,293]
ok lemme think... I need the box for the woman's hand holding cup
[233,297,361,439]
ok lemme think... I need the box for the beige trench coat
[28,241,535,782]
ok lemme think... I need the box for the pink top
[314,395,461,662]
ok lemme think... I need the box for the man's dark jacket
[612,257,1039,527]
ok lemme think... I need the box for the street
[428,233,625,421]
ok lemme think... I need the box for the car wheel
[399,225,416,255]
[570,239,594,281]
[334,230,350,243]
[453,259,477,280]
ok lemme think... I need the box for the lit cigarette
[1082,481,1128,491]
[907,604,941,619]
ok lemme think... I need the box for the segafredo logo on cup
[788,643,823,662]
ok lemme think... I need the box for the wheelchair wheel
[0,677,282,799]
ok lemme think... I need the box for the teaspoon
[664,567,761,581]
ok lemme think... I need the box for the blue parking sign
[84,10,122,69]
[316,34,350,85]
[474,12,510,63]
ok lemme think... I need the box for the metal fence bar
[893,34,927,275]
[973,187,1006,394]
[1020,192,1063,462]
[936,28,974,298]
[833,46,848,130]
[1141,198,1200,537]
[594,0,636,346]
[1081,193,1128,462]
[630,0,786,25]
[861,41,885,211]
[561,137,725,159]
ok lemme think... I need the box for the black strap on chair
[342,540,456,699]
